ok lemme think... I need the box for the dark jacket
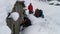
[34,9,44,18]
[20,17,31,27]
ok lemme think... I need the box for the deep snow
[19,0,60,34]
[0,0,60,34]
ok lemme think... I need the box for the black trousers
[29,11,33,14]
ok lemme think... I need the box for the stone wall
[7,1,25,34]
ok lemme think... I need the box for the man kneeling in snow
[20,17,31,31]
[34,9,44,18]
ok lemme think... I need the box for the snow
[0,0,19,34]
[17,0,24,1]
[0,26,11,34]
[9,12,19,21]
[27,14,46,25]
[6,0,17,13]
[19,0,60,34]
[0,0,60,34]
[0,7,11,34]
[49,1,60,5]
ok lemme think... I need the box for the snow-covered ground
[0,0,19,34]
[0,0,60,34]
[19,0,60,34]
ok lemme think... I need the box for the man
[20,17,31,31]
[34,9,44,18]
[28,3,33,14]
